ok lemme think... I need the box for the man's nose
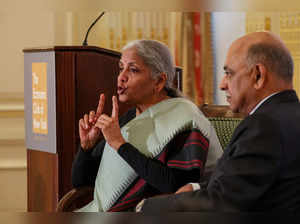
[219,76,227,91]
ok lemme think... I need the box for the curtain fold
[181,12,214,105]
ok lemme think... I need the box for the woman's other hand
[79,93,105,151]
[96,96,126,150]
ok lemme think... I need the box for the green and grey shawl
[77,97,222,212]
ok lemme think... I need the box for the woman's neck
[136,93,170,115]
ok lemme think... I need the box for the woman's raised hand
[79,94,105,151]
[95,96,126,150]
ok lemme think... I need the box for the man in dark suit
[140,31,300,212]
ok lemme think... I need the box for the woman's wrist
[111,139,126,151]
[80,141,96,152]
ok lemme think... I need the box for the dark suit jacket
[142,90,300,212]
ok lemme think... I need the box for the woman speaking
[72,39,222,212]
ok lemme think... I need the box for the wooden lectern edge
[23,46,121,58]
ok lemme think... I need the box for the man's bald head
[220,31,294,114]
[233,31,294,83]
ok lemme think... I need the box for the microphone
[82,11,105,46]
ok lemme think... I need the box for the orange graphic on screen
[32,63,48,134]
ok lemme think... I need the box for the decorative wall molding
[0,92,24,118]
[0,139,25,146]
[0,139,26,171]
[0,92,24,109]
[0,160,26,171]
[0,92,26,171]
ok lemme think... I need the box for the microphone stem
[82,11,105,46]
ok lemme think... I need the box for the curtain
[181,12,214,105]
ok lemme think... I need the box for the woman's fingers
[89,110,95,123]
[95,112,124,150]
[99,114,112,121]
[83,114,89,129]
[79,118,85,130]
[96,93,105,117]
[111,96,119,120]
[95,114,111,128]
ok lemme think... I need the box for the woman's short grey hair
[122,39,181,97]
[246,43,294,82]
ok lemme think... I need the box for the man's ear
[155,73,167,92]
[253,64,266,90]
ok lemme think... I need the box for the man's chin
[230,105,247,115]
[229,105,238,113]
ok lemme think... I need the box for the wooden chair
[56,186,93,212]
[56,104,243,212]
[200,104,244,150]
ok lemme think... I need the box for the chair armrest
[56,186,94,212]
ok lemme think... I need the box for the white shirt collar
[249,92,279,115]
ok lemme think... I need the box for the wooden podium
[23,46,129,211]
